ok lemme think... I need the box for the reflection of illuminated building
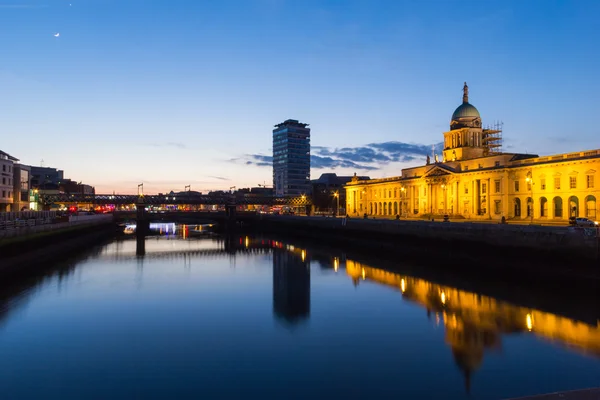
[273,247,310,324]
[346,260,600,392]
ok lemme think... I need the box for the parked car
[570,217,598,227]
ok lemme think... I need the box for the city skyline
[1,0,599,194]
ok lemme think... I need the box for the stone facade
[345,84,599,223]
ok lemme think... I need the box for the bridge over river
[39,193,312,207]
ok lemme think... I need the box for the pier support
[136,197,150,234]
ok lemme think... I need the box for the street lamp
[333,191,339,217]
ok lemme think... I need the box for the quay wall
[258,216,600,261]
[0,214,115,278]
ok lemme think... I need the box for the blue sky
[0,0,599,193]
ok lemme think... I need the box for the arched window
[374,203,378,215]
[379,202,383,215]
[370,202,373,215]
[389,202,392,216]
[585,195,596,219]
[553,196,563,218]
[389,190,392,198]
[569,196,579,217]
[394,202,398,215]
[540,197,548,217]
[526,197,533,217]
[514,198,521,217]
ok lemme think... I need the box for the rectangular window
[540,178,546,190]
[570,176,577,189]
[527,182,532,192]
[514,181,520,192]
[1,191,4,198]
[495,161,500,167]
[587,175,594,189]
[464,166,469,171]
[482,183,487,194]
[554,177,561,190]
[494,200,501,214]
[464,184,469,194]
[494,180,501,193]
[1,178,4,185]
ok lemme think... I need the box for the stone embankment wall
[260,216,600,260]
[0,214,115,278]
[0,214,113,240]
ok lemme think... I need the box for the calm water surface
[0,225,599,399]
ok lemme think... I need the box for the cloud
[208,176,230,181]
[234,140,442,171]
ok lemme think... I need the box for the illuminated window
[494,200,501,214]
[540,178,546,190]
[587,175,594,189]
[554,177,561,190]
[569,176,576,189]
[494,180,501,193]
[514,181,520,192]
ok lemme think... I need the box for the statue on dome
[463,82,469,103]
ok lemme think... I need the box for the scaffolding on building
[482,121,503,155]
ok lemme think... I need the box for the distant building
[273,119,311,197]
[30,166,64,188]
[59,179,95,195]
[0,150,17,211]
[312,173,370,214]
[13,164,31,211]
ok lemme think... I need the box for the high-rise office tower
[272,119,311,197]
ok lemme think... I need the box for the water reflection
[273,246,311,325]
[345,260,600,391]
[1,231,599,398]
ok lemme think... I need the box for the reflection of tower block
[273,249,310,324]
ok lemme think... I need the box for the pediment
[424,165,454,177]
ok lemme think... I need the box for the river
[0,223,598,399]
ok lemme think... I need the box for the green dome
[452,102,480,120]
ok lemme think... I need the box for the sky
[0,0,599,194]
